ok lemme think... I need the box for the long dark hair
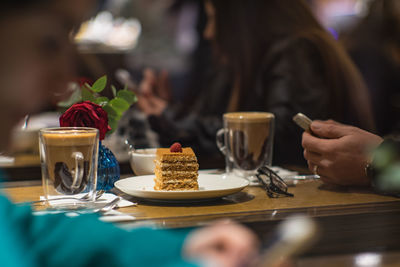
[0,0,48,10]
[344,0,400,65]
[210,0,375,131]
[0,0,51,19]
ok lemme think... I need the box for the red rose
[60,101,111,140]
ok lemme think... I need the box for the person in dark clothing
[137,0,375,167]
[302,0,400,192]
[341,0,400,137]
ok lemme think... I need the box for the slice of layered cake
[154,142,199,191]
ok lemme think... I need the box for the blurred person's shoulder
[263,35,325,70]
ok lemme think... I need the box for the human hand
[137,91,167,116]
[136,68,170,116]
[302,120,383,186]
[183,220,259,267]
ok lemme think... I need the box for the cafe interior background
[4,0,376,168]
[2,0,400,266]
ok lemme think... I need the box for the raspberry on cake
[169,142,182,152]
[154,143,199,191]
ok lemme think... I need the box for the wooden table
[0,154,133,181]
[3,178,400,259]
[297,251,400,266]
[0,154,42,181]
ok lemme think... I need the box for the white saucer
[114,174,249,200]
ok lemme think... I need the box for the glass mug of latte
[216,112,275,183]
[39,127,99,208]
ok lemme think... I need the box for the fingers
[307,160,326,176]
[136,95,152,114]
[303,149,321,163]
[310,120,351,139]
[157,70,172,101]
[149,97,168,116]
[303,132,338,183]
[324,119,343,126]
[302,132,332,155]
[304,150,336,177]
[140,68,172,102]
[184,223,259,267]
[307,157,347,186]
[143,68,156,82]
[306,160,335,185]
[318,175,336,185]
[140,68,157,95]
[136,93,167,116]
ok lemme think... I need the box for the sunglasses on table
[256,166,294,198]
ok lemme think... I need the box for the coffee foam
[224,112,274,123]
[42,132,97,146]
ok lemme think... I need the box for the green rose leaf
[93,96,109,106]
[111,85,117,98]
[108,97,130,115]
[107,111,121,133]
[58,75,137,137]
[117,89,137,105]
[102,104,119,118]
[107,115,120,133]
[83,83,92,90]
[82,87,95,102]
[91,75,107,93]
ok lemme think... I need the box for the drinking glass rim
[39,127,99,134]
[223,112,274,121]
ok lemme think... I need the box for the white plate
[114,174,249,200]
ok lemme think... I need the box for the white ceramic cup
[129,148,157,176]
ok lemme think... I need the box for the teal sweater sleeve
[0,194,199,267]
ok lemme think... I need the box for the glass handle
[216,128,227,155]
[71,152,84,190]
[21,114,30,130]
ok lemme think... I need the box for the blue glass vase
[97,141,120,191]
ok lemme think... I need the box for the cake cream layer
[154,146,199,191]
[155,159,198,165]
[156,147,197,162]
[155,168,198,180]
[155,160,199,171]
[154,178,199,191]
